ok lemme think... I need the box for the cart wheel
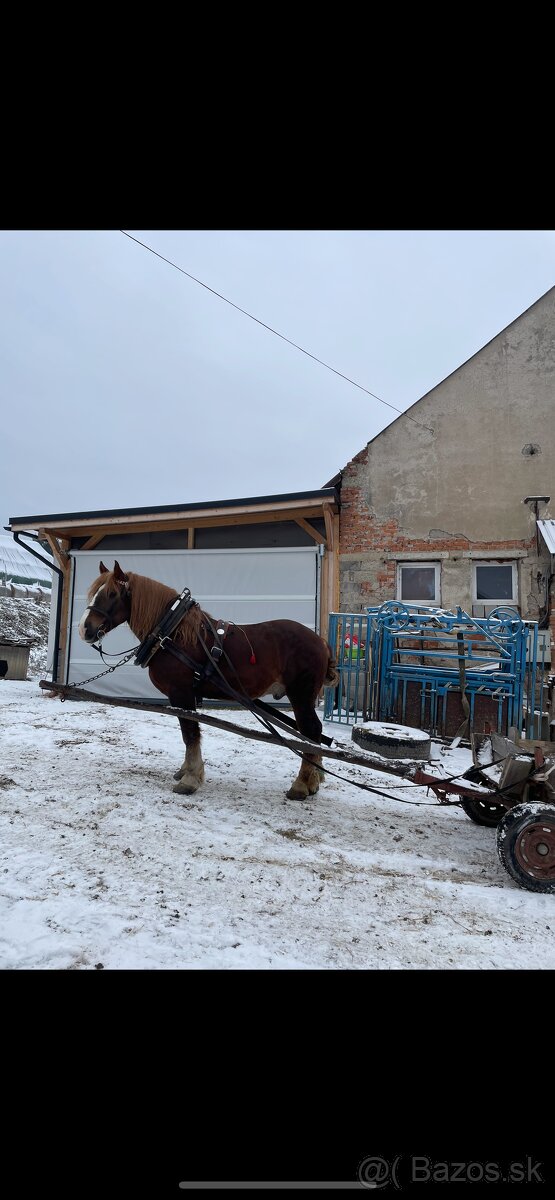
[497,802,555,893]
[459,795,507,827]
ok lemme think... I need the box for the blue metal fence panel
[324,612,372,723]
[326,603,547,736]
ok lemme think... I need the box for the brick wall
[341,484,529,559]
[338,480,543,615]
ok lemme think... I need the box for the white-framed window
[472,561,518,607]
[396,561,441,603]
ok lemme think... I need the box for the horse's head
[78,560,131,643]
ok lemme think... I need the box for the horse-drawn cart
[43,561,554,896]
[412,732,555,894]
[39,680,555,895]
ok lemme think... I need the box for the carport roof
[7,488,339,539]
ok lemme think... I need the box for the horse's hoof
[304,767,321,794]
[286,785,309,801]
[173,767,186,780]
[173,774,200,795]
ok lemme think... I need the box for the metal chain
[59,649,138,699]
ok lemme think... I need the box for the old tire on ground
[496,801,555,893]
[459,795,507,827]
[352,721,431,761]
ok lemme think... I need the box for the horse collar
[134,587,197,669]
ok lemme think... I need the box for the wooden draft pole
[38,680,416,780]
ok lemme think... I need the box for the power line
[119,230,435,435]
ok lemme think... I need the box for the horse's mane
[88,570,213,647]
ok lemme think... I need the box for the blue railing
[325,602,550,739]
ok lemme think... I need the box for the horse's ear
[113,560,129,583]
[99,561,109,575]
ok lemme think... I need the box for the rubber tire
[352,724,431,761]
[459,795,507,827]
[497,801,555,893]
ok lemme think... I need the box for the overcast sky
[2,229,555,524]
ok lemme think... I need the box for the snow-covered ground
[1,678,554,969]
[0,595,50,675]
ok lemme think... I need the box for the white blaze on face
[78,584,104,640]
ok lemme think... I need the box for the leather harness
[130,586,333,745]
[130,585,231,700]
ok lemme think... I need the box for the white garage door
[66,547,321,698]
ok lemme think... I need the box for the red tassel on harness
[250,653,256,665]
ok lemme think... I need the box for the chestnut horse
[78,561,339,800]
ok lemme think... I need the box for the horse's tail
[323,643,340,688]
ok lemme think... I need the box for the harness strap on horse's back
[154,613,228,696]
[158,617,247,704]
[134,592,332,749]
[157,637,208,691]
[157,619,332,748]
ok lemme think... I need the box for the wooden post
[318,514,339,707]
[321,510,339,635]
[333,515,340,610]
[320,548,329,638]
[41,534,72,682]
[58,539,72,683]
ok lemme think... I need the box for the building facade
[327,286,555,651]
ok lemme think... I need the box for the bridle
[86,602,111,637]
[85,584,130,644]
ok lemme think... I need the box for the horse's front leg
[172,713,205,796]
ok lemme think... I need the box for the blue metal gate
[325,603,550,738]
[324,612,373,725]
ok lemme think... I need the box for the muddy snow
[1,678,554,969]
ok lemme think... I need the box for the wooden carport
[8,489,339,682]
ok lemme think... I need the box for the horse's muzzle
[81,622,106,643]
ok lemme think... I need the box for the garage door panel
[67,548,319,698]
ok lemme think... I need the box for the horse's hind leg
[173,715,205,795]
[285,693,323,801]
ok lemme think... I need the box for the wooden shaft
[38,680,414,778]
